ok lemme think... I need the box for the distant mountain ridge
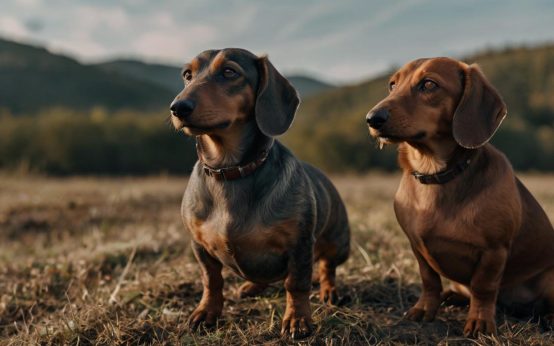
[93,59,185,94]
[0,38,173,113]
[0,38,334,114]
[93,60,335,98]
[288,75,334,98]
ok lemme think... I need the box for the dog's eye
[223,68,239,79]
[421,79,438,92]
[388,81,396,91]
[183,70,192,82]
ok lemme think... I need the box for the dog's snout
[170,99,196,119]
[366,108,389,130]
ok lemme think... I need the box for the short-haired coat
[170,48,350,339]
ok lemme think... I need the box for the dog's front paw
[280,310,314,340]
[238,281,268,298]
[319,284,338,305]
[188,301,223,331]
[463,316,497,337]
[404,296,440,322]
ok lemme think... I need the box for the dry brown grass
[1,173,553,345]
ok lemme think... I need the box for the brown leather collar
[411,158,472,185]
[199,142,272,181]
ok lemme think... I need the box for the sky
[1,0,554,84]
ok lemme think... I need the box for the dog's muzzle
[366,108,389,130]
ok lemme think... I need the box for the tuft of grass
[1,174,553,345]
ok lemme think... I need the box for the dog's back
[302,162,350,264]
[504,177,554,282]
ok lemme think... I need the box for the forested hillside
[0,39,552,174]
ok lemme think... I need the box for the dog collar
[199,141,272,181]
[411,158,471,185]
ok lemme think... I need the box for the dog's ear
[452,64,507,149]
[255,56,300,137]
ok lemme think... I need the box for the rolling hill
[288,75,334,97]
[0,38,174,114]
[94,59,184,94]
[0,38,334,115]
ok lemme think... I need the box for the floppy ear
[255,56,300,137]
[452,64,507,149]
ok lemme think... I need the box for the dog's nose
[366,108,389,129]
[170,99,196,119]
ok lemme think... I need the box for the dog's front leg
[464,248,508,337]
[406,247,443,322]
[281,230,314,339]
[188,240,224,330]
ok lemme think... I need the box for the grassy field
[1,174,553,345]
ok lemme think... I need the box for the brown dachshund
[170,48,350,339]
[366,57,554,337]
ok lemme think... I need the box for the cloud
[147,11,175,29]
[0,16,31,38]
[71,5,131,34]
[15,0,41,7]
[1,0,553,82]
[131,24,217,61]
[48,35,109,58]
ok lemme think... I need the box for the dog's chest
[414,229,480,285]
[394,187,482,285]
[188,214,232,259]
[187,211,298,283]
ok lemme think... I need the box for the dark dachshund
[170,48,350,339]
